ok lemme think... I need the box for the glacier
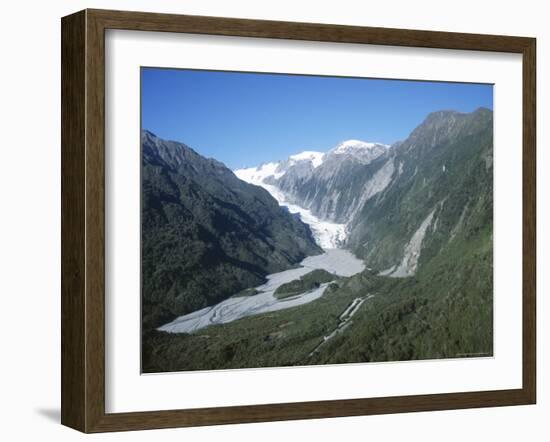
[159,143,382,334]
[234,138,390,247]
[259,183,347,249]
[235,168,347,249]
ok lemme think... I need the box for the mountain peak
[421,108,492,128]
[403,108,493,153]
[332,139,388,154]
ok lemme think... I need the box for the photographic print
[140,68,494,373]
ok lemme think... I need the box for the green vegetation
[274,269,337,299]
[141,131,321,331]
[141,109,494,372]
[142,219,492,372]
[348,108,493,272]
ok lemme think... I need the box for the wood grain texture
[60,8,537,433]
[84,9,107,432]
[522,38,537,403]
[61,10,86,432]
[89,8,532,52]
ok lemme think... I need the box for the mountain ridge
[235,108,493,277]
[141,130,322,329]
[143,107,494,372]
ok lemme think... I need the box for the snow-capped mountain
[234,139,385,185]
[329,139,389,163]
[235,149,325,186]
[233,161,284,186]
[235,139,390,225]
[141,130,322,328]
[234,139,389,248]
[144,109,494,372]
[234,107,493,276]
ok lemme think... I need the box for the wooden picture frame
[61,8,536,433]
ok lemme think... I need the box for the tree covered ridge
[141,131,322,330]
[142,108,494,371]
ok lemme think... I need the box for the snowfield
[158,249,365,334]
[331,139,388,154]
[233,161,284,183]
[289,150,325,168]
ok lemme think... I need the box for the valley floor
[142,245,493,373]
[158,249,365,334]
[142,111,495,373]
[145,169,493,373]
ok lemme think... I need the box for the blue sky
[141,68,493,169]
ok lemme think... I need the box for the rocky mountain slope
[141,131,321,329]
[236,139,389,223]
[346,108,493,274]
[237,108,493,278]
[143,108,494,372]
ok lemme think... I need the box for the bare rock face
[235,108,493,278]
[346,108,494,272]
